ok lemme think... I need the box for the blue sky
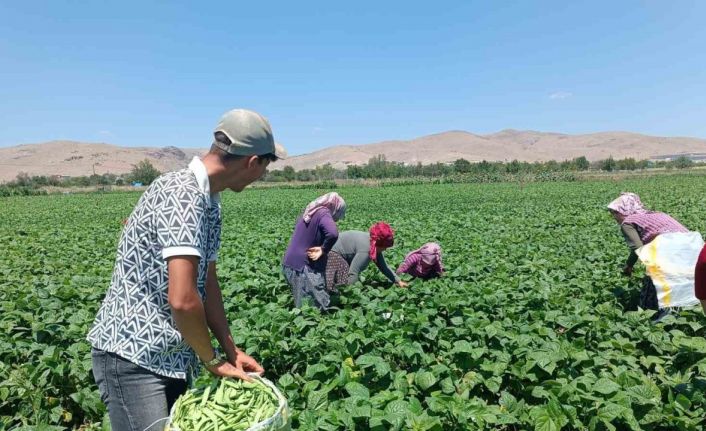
[1,1,704,155]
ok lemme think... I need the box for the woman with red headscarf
[324,222,408,293]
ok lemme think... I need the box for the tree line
[1,154,699,196]
[0,160,161,196]
[262,154,698,182]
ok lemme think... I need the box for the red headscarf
[369,222,394,261]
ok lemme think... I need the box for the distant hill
[0,141,206,182]
[275,130,706,171]
[2,130,706,182]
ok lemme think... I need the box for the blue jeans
[92,348,187,431]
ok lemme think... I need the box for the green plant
[1,177,706,429]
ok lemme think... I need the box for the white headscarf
[406,242,444,270]
[302,192,346,223]
[607,192,647,216]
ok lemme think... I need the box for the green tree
[574,156,590,171]
[616,158,637,171]
[366,154,389,178]
[282,166,296,181]
[14,172,32,187]
[474,160,497,174]
[296,169,314,181]
[600,156,616,172]
[346,165,364,179]
[544,160,560,171]
[505,160,523,174]
[314,163,335,181]
[129,159,161,185]
[673,156,694,169]
[453,158,472,173]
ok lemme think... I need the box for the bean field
[2,176,706,430]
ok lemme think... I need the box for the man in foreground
[87,109,286,430]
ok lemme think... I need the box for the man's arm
[168,256,216,362]
[204,262,263,375]
[168,256,258,379]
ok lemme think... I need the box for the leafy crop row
[1,177,706,430]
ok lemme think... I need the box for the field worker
[607,192,688,311]
[695,244,706,314]
[282,192,346,310]
[87,109,286,431]
[397,242,445,280]
[325,222,409,293]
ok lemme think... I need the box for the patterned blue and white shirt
[88,157,221,379]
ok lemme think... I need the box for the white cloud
[549,91,573,100]
[312,126,324,134]
[97,130,113,136]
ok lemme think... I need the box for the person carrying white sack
[607,192,702,317]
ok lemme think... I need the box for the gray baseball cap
[213,109,287,159]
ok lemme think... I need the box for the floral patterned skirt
[324,251,349,293]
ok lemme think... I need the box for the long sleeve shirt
[331,231,400,285]
[695,244,706,300]
[283,209,338,271]
[620,212,688,268]
[620,223,644,268]
[397,253,443,279]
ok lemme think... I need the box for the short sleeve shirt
[87,157,221,379]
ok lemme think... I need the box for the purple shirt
[283,208,339,271]
[397,253,443,279]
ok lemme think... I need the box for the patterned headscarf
[607,192,647,216]
[369,222,395,261]
[302,192,346,223]
[407,242,444,270]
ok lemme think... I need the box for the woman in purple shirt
[282,192,346,310]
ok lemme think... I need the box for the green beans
[170,377,280,431]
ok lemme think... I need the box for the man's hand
[234,349,265,376]
[622,265,633,276]
[205,359,253,381]
[396,280,409,288]
[307,247,323,261]
[204,349,264,381]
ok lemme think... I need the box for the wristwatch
[201,350,224,368]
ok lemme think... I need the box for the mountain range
[2,130,705,182]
